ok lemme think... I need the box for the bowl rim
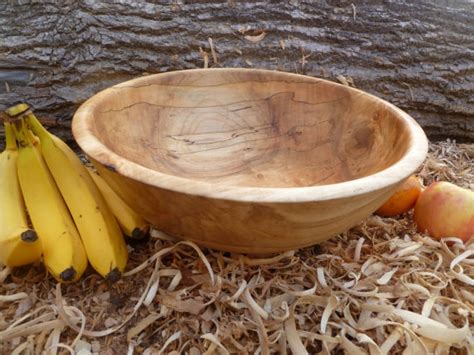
[72,68,428,203]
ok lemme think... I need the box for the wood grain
[73,68,428,253]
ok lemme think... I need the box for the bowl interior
[87,70,411,188]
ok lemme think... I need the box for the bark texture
[0,0,473,150]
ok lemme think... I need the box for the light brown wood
[72,68,428,253]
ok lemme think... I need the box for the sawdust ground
[0,140,473,354]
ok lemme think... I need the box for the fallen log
[0,0,473,150]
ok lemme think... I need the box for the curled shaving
[158,331,181,354]
[201,333,229,355]
[0,140,472,354]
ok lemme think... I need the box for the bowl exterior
[74,69,428,253]
[93,158,399,253]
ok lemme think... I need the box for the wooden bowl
[72,69,428,253]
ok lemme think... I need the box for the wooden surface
[73,69,428,252]
[0,0,473,151]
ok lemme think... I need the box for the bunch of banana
[2,103,150,282]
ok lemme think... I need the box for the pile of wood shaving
[1,140,473,354]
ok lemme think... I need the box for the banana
[14,118,87,282]
[87,167,149,240]
[0,121,41,267]
[26,111,128,281]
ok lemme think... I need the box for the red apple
[413,181,474,242]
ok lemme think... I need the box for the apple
[413,181,474,242]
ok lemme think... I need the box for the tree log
[1,0,473,150]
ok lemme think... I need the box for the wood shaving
[401,81,415,101]
[0,266,12,283]
[0,292,28,302]
[279,39,286,50]
[208,37,217,65]
[336,74,355,87]
[199,47,209,69]
[0,140,473,353]
[337,75,350,86]
[237,26,252,34]
[158,330,181,354]
[244,31,266,43]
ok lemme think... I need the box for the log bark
[0,0,473,151]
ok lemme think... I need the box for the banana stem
[25,112,49,140]
[5,103,29,118]
[13,120,30,148]
[4,122,17,150]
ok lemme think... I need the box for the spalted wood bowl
[72,69,428,253]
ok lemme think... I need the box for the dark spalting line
[230,128,264,138]
[167,128,334,153]
[109,78,326,90]
[167,133,283,156]
[148,140,346,186]
[166,123,274,138]
[229,106,252,113]
[308,171,337,186]
[162,122,335,154]
[151,147,281,182]
[166,151,179,159]
[168,126,273,145]
[96,91,350,114]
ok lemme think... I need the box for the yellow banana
[14,118,87,282]
[26,111,128,281]
[87,167,149,240]
[0,121,41,267]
